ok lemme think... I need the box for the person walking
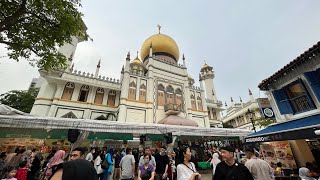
[44,150,65,180]
[138,148,156,167]
[119,148,135,180]
[244,148,274,180]
[213,146,253,180]
[154,146,169,180]
[138,154,155,180]
[94,151,104,180]
[86,148,96,164]
[176,146,201,180]
[103,148,113,180]
[113,150,121,180]
[27,152,43,180]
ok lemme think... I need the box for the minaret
[231,97,234,106]
[94,59,101,78]
[118,52,131,122]
[199,63,217,102]
[58,21,87,68]
[249,88,255,102]
[182,54,186,67]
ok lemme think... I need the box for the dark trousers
[155,173,166,180]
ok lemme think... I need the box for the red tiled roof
[258,41,320,91]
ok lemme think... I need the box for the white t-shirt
[94,156,103,174]
[86,152,93,162]
[245,158,274,180]
[119,154,135,179]
[177,162,196,180]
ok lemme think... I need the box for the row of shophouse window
[61,83,117,106]
[273,69,320,115]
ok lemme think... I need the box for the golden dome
[140,33,179,62]
[130,51,143,64]
[131,57,142,64]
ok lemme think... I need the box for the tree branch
[0,0,27,31]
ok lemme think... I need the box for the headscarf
[21,150,32,162]
[45,150,65,180]
[48,150,65,168]
[211,152,221,166]
[52,159,98,180]
[299,167,315,180]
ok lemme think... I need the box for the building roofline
[258,41,320,91]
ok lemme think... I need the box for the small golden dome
[140,33,179,62]
[130,51,143,64]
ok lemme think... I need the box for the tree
[0,89,39,113]
[0,0,89,70]
[254,118,275,128]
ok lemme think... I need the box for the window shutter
[304,70,320,102]
[272,89,293,114]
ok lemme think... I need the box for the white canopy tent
[0,115,252,138]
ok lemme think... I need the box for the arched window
[94,88,104,104]
[61,82,74,100]
[107,90,116,106]
[139,84,147,102]
[166,85,174,104]
[197,95,203,111]
[191,94,196,110]
[78,85,89,102]
[157,84,165,105]
[128,81,136,100]
[175,88,182,106]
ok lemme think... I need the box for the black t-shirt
[154,153,169,174]
[212,161,254,180]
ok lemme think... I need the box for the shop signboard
[257,98,275,118]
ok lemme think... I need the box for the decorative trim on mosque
[120,98,153,104]
[187,108,208,113]
[35,98,118,108]
[148,66,187,78]
[151,55,186,69]
[65,69,121,84]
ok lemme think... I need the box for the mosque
[30,25,223,128]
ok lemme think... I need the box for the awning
[245,114,320,143]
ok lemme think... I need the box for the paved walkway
[198,169,212,180]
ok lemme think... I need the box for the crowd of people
[0,144,319,180]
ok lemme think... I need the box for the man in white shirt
[119,148,135,180]
[85,148,95,163]
[244,148,274,180]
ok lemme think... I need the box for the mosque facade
[30,27,223,128]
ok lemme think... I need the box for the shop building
[245,41,320,167]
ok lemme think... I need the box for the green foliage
[0,89,39,113]
[254,118,275,128]
[223,123,234,128]
[0,0,89,70]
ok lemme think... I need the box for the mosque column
[48,83,63,117]
[194,90,199,110]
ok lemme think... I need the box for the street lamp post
[246,109,256,132]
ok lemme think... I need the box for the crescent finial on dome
[157,24,161,34]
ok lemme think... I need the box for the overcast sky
[1,0,320,106]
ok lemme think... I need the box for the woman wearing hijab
[103,148,113,180]
[210,152,221,176]
[45,150,65,180]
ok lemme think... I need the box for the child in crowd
[1,166,17,180]
[15,161,28,180]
